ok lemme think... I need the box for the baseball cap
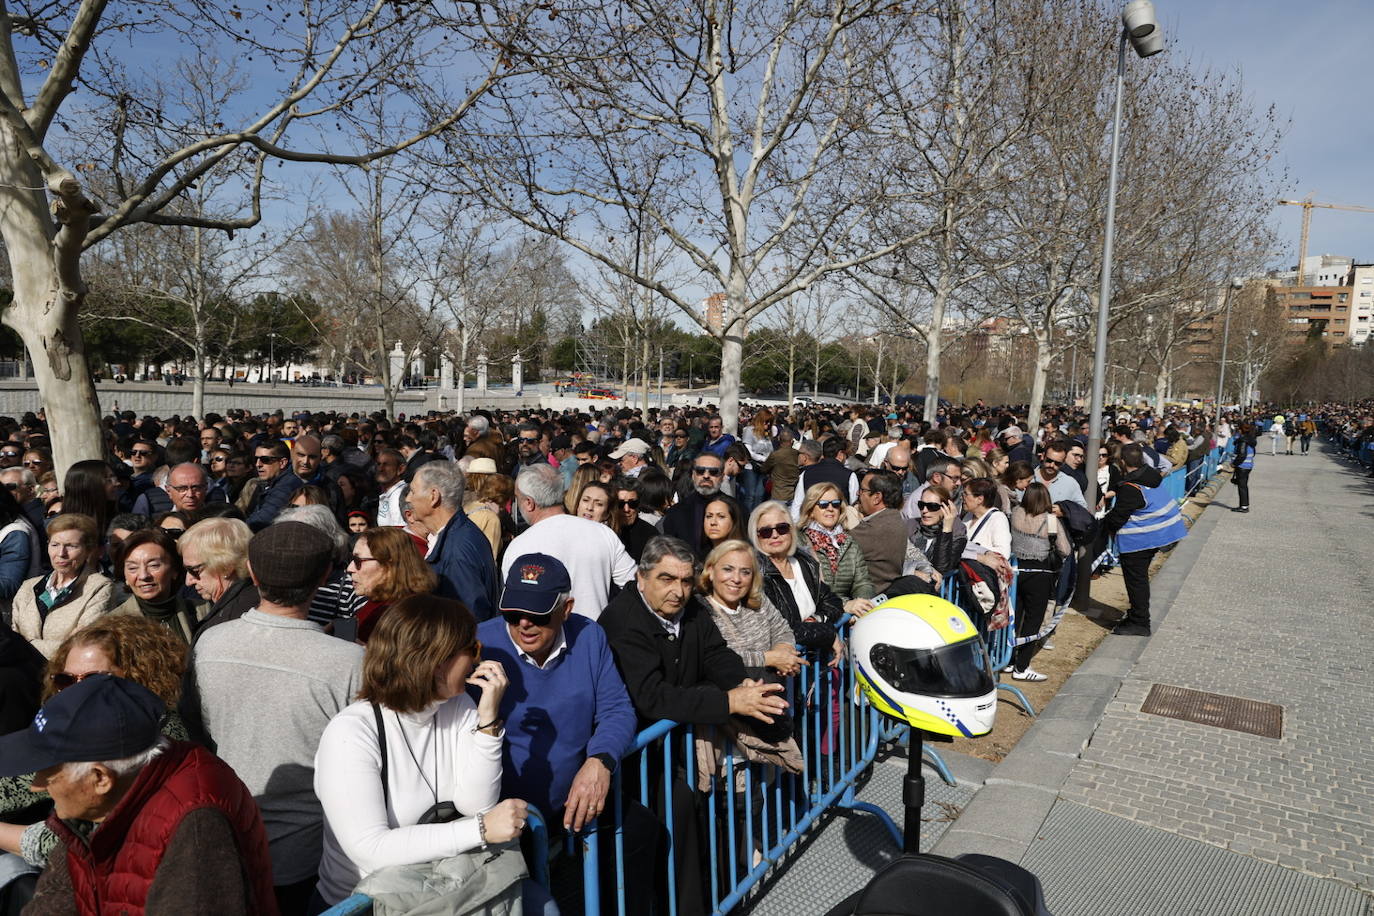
[499,553,572,617]
[609,439,651,459]
[0,674,164,778]
[250,521,334,590]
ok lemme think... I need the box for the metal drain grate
[1140,684,1283,738]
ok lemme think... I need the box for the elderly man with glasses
[477,553,635,836]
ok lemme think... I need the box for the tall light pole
[1214,279,1241,424]
[1081,0,1163,604]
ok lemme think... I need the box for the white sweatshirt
[314,694,503,904]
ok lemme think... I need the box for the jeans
[1185,458,1202,494]
[1119,548,1158,629]
[1300,434,1312,454]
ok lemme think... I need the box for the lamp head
[1122,0,1164,57]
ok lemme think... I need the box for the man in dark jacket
[246,440,303,531]
[410,461,498,620]
[790,436,856,516]
[660,453,724,555]
[599,536,785,727]
[598,536,787,913]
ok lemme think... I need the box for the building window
[1338,293,1349,302]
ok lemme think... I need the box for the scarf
[137,594,194,644]
[804,521,847,576]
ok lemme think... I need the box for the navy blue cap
[0,674,164,777]
[499,553,572,617]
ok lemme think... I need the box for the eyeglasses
[22,460,42,468]
[693,465,723,476]
[815,499,844,509]
[50,670,110,691]
[917,501,943,512]
[755,522,792,539]
[210,456,226,463]
[349,555,381,569]
[185,562,207,579]
[169,484,207,494]
[502,610,556,628]
[2,483,16,491]
[254,455,283,464]
[884,462,910,471]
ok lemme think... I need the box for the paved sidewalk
[933,445,1374,915]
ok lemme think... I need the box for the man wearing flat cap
[8,675,277,915]
[477,553,635,835]
[610,437,652,478]
[188,520,363,915]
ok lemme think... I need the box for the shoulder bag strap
[371,702,390,812]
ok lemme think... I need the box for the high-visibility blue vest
[1116,481,1188,553]
[1236,443,1254,470]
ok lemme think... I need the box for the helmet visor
[871,636,994,699]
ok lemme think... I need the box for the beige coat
[11,571,119,659]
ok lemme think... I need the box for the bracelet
[474,717,503,734]
[476,811,487,846]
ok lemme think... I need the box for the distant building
[701,292,726,334]
[1300,254,1354,287]
[1271,284,1356,343]
[1347,263,1374,344]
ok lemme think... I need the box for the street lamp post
[1080,0,1163,605]
[1214,279,1241,424]
[269,332,277,387]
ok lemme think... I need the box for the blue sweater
[478,614,637,819]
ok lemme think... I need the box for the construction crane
[1277,195,1374,283]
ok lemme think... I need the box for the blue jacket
[699,433,736,459]
[478,613,636,818]
[246,472,304,531]
[1116,481,1188,553]
[427,510,499,621]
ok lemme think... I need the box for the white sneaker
[1010,668,1048,682]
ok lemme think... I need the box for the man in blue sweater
[479,553,636,834]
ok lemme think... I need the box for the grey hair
[747,500,796,557]
[321,434,345,453]
[466,415,490,434]
[275,504,350,565]
[515,463,564,509]
[413,461,466,508]
[2,467,36,487]
[798,440,823,460]
[926,456,963,480]
[65,735,171,782]
[637,535,698,575]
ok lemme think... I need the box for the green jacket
[811,536,875,601]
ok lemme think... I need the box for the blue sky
[1168,1,1374,268]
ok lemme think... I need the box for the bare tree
[455,0,951,433]
[0,0,523,473]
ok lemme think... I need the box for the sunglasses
[254,455,283,464]
[160,527,185,539]
[885,462,910,471]
[621,499,640,509]
[815,499,845,509]
[502,609,555,628]
[349,555,380,569]
[50,670,110,691]
[2,483,16,491]
[693,465,723,476]
[674,434,687,440]
[131,449,154,457]
[1041,458,1061,467]
[22,460,43,468]
[211,456,226,463]
[917,501,944,512]
[756,522,792,539]
[185,562,207,579]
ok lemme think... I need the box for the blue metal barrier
[987,560,1035,716]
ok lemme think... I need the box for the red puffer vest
[48,741,278,915]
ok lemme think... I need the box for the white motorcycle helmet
[851,594,996,738]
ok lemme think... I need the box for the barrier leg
[995,682,1037,718]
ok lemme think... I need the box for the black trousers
[1013,565,1056,671]
[1119,548,1158,628]
[1233,468,1251,509]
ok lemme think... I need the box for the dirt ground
[939,471,1229,763]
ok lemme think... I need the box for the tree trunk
[1154,364,1169,415]
[1025,329,1053,432]
[719,330,743,433]
[786,336,796,407]
[377,324,396,418]
[924,282,949,423]
[641,333,650,411]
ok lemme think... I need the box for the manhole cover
[1140,684,1283,738]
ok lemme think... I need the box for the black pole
[903,729,925,855]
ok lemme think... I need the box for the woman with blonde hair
[699,540,804,677]
[563,465,600,514]
[178,516,256,638]
[349,527,440,642]
[462,457,505,559]
[797,482,874,613]
[11,513,117,658]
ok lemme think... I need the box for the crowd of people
[0,396,1329,914]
